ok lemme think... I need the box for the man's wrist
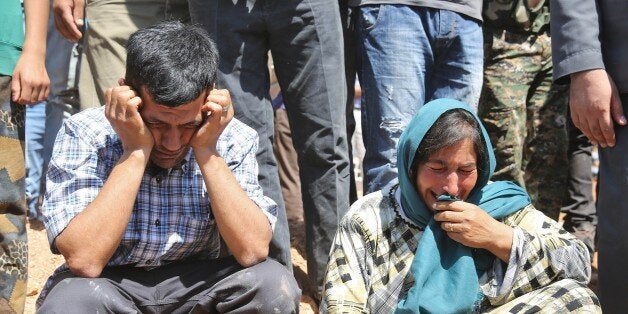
[193,146,219,164]
[122,148,152,166]
[570,68,603,82]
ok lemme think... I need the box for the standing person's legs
[356,4,430,194]
[79,0,189,109]
[25,102,46,220]
[341,1,358,204]
[522,33,569,220]
[268,0,350,298]
[479,29,534,189]
[0,76,28,314]
[38,258,300,313]
[273,107,303,221]
[595,94,628,312]
[561,117,596,254]
[188,0,292,270]
[41,32,81,208]
[426,10,483,109]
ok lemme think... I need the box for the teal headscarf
[395,99,530,313]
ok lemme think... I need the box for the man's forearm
[23,0,49,58]
[196,150,272,267]
[56,151,148,277]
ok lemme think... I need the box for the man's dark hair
[125,20,218,107]
[410,109,488,180]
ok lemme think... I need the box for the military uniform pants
[0,75,28,314]
[479,28,569,220]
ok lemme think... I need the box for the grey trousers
[37,258,300,313]
[596,93,628,312]
[188,0,351,298]
[561,115,596,254]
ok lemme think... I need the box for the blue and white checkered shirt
[42,106,277,268]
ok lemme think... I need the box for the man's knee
[37,277,134,313]
[242,259,301,312]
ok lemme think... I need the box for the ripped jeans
[355,4,483,193]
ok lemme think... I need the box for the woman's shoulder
[342,185,408,231]
[503,204,562,231]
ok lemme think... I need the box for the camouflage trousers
[0,75,28,314]
[479,28,569,220]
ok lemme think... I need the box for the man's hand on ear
[105,79,154,156]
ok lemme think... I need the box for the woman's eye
[459,168,476,174]
[427,165,445,172]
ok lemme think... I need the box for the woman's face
[414,139,478,209]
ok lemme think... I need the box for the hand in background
[11,51,49,105]
[53,0,85,42]
[570,69,626,148]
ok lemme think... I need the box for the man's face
[139,89,209,169]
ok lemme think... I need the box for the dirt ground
[24,211,597,314]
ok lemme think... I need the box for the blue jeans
[188,0,351,297]
[25,102,46,218]
[24,13,80,220]
[356,4,483,193]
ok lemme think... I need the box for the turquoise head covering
[395,99,531,313]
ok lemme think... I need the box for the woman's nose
[443,172,460,196]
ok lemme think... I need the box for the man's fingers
[54,5,81,41]
[18,77,33,105]
[10,72,21,103]
[106,87,138,119]
[53,14,70,41]
[73,0,85,27]
[30,85,41,104]
[207,89,231,106]
[611,87,626,127]
[598,115,615,148]
[572,113,596,146]
[39,86,50,103]
[128,96,143,110]
[587,119,608,147]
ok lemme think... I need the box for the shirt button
[155,219,160,226]
[155,176,162,183]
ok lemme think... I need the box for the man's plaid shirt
[42,107,277,268]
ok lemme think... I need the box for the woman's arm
[322,214,371,314]
[484,205,591,304]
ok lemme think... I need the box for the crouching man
[36,20,300,313]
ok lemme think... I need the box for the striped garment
[322,184,600,313]
[42,106,277,267]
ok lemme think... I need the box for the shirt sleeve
[41,119,106,254]
[220,120,278,230]
[550,0,605,83]
[321,212,371,314]
[482,205,591,306]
